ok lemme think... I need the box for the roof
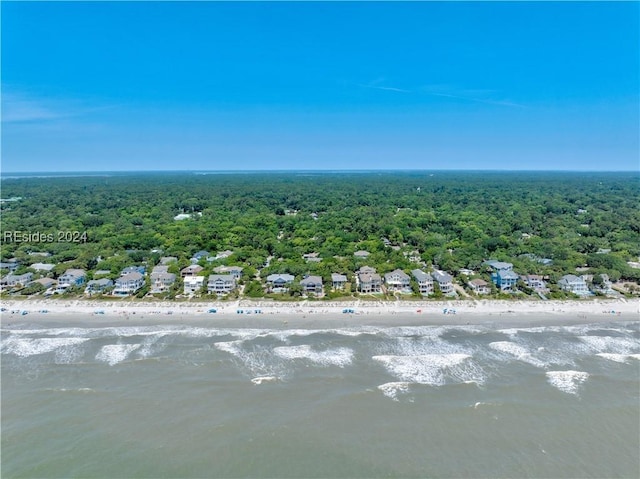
[208,274,234,282]
[30,263,55,271]
[300,275,323,285]
[484,260,513,270]
[384,269,410,281]
[331,273,347,282]
[497,270,519,280]
[358,266,376,274]
[182,265,204,273]
[432,270,453,283]
[469,278,488,287]
[119,272,144,281]
[267,273,295,282]
[152,265,169,273]
[559,274,584,283]
[359,272,381,282]
[63,268,86,277]
[184,275,205,284]
[88,278,113,286]
[411,269,431,282]
[354,250,370,257]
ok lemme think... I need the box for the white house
[113,272,145,296]
[468,278,490,295]
[183,276,205,295]
[1,272,34,288]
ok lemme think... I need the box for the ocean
[2,319,639,478]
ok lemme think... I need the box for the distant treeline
[1,171,639,285]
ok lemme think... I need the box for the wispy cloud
[421,84,526,108]
[2,90,118,123]
[359,78,411,93]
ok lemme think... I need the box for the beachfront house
[150,265,176,293]
[357,267,382,293]
[412,269,434,296]
[431,270,455,295]
[213,265,243,280]
[184,276,205,295]
[58,269,86,289]
[300,275,323,295]
[266,274,295,293]
[384,269,411,293]
[558,274,590,296]
[181,265,204,278]
[85,278,113,294]
[207,274,236,295]
[468,278,490,295]
[522,274,547,292]
[331,273,347,291]
[484,261,518,292]
[1,272,34,288]
[113,271,145,296]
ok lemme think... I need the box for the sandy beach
[1,297,637,328]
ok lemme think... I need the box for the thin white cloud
[359,78,411,93]
[2,90,118,123]
[421,85,526,108]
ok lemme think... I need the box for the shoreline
[1,298,637,329]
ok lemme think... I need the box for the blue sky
[2,1,638,172]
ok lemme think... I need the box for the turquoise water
[2,320,639,478]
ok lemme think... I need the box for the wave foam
[1,337,89,357]
[377,382,411,401]
[95,344,141,366]
[488,341,547,368]
[546,370,589,395]
[272,345,354,367]
[372,354,478,386]
[251,376,279,385]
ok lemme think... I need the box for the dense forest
[1,171,639,298]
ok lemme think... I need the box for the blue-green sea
[2,319,639,478]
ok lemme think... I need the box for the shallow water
[2,319,639,478]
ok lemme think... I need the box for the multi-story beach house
[558,274,590,296]
[357,267,382,293]
[213,265,243,280]
[85,278,113,294]
[57,269,86,290]
[1,272,34,288]
[266,273,295,293]
[113,271,145,296]
[150,265,176,293]
[207,274,236,295]
[522,274,547,292]
[384,269,411,293]
[468,278,490,295]
[412,269,434,296]
[484,261,518,292]
[300,275,323,295]
[183,276,205,295]
[181,265,204,278]
[431,270,455,295]
[331,273,347,291]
